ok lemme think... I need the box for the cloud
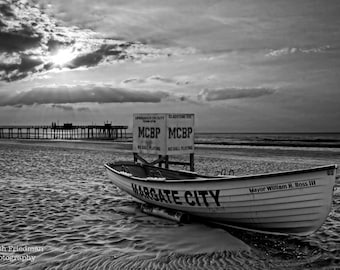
[0,52,44,78]
[122,77,143,84]
[51,104,74,111]
[77,107,91,112]
[0,32,42,52]
[122,75,175,85]
[122,75,191,86]
[198,87,276,101]
[0,1,190,82]
[66,43,131,68]
[50,104,91,112]
[0,84,169,106]
[0,52,21,65]
[266,45,333,57]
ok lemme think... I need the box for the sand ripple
[0,141,339,269]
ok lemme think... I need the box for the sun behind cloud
[50,47,76,67]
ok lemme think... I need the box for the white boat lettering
[131,184,220,207]
[249,180,317,193]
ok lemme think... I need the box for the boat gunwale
[104,163,337,184]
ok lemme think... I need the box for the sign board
[133,113,194,155]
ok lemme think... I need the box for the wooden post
[190,153,194,172]
[164,155,169,169]
[158,155,162,167]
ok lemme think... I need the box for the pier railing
[0,124,128,140]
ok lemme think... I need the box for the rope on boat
[121,165,130,173]
[219,168,235,176]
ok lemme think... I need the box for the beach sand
[2,139,339,176]
[0,140,339,270]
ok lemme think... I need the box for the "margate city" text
[131,184,220,207]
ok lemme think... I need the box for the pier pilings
[0,123,128,140]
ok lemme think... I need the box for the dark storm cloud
[0,32,42,52]
[198,87,276,101]
[0,1,14,16]
[0,0,172,82]
[0,54,43,71]
[0,84,169,106]
[0,0,56,81]
[66,43,130,68]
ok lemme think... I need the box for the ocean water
[0,139,339,270]
[195,133,340,148]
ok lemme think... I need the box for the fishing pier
[0,123,128,140]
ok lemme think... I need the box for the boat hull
[105,163,337,236]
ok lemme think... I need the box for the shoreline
[1,138,340,150]
[1,137,339,181]
[1,139,340,167]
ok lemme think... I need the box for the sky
[0,0,339,132]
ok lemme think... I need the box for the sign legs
[133,153,194,171]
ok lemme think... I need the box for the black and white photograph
[0,0,339,269]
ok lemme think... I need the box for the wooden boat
[105,162,337,236]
